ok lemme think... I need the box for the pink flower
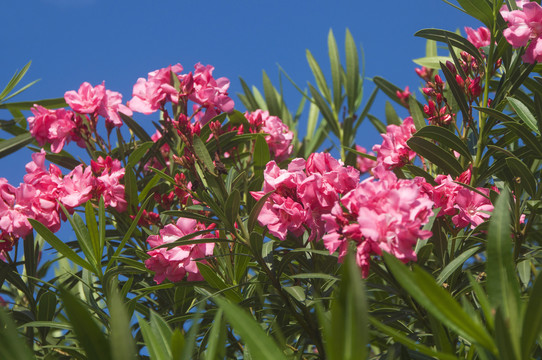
[501,1,542,63]
[187,63,235,123]
[465,26,492,48]
[98,89,133,129]
[59,165,93,210]
[91,156,127,212]
[65,82,106,114]
[145,218,216,283]
[322,168,433,277]
[246,110,294,162]
[128,64,184,114]
[452,188,494,229]
[355,146,376,173]
[372,117,417,170]
[27,105,75,153]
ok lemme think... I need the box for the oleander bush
[0,1,542,359]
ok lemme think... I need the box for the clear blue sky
[0,0,474,185]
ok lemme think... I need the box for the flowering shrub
[1,2,542,359]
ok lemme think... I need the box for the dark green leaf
[409,95,426,131]
[507,97,540,134]
[506,157,537,197]
[436,246,480,285]
[415,29,483,65]
[60,288,112,360]
[415,125,472,160]
[407,136,464,177]
[29,219,94,272]
[521,271,542,358]
[0,133,32,159]
[119,113,152,142]
[456,0,493,27]
[0,307,34,360]
[214,297,287,360]
[384,253,496,352]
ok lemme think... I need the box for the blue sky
[0,0,474,185]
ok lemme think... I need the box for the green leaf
[214,297,287,360]
[415,29,483,65]
[205,309,226,360]
[197,262,242,303]
[408,95,426,131]
[368,317,457,360]
[253,134,270,177]
[520,271,542,358]
[345,28,360,114]
[456,0,493,27]
[440,61,470,124]
[262,70,281,116]
[505,157,537,197]
[108,287,137,360]
[60,288,112,360]
[507,97,540,134]
[500,121,542,158]
[0,97,67,110]
[193,136,215,173]
[414,125,472,160]
[328,29,343,113]
[486,188,521,353]
[85,201,102,268]
[383,253,496,353]
[407,136,464,177]
[367,114,387,133]
[119,112,152,142]
[385,101,401,125]
[308,83,339,136]
[321,251,368,360]
[127,141,154,168]
[436,246,480,285]
[306,49,331,103]
[0,307,34,360]
[224,189,240,228]
[0,133,33,159]
[413,56,453,69]
[29,218,94,272]
[137,313,171,360]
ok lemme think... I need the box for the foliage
[1,1,542,359]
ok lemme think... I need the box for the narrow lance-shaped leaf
[214,296,287,360]
[486,187,521,354]
[383,253,496,353]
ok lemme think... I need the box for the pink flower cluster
[145,217,216,283]
[501,1,542,63]
[245,110,294,162]
[251,153,360,241]
[322,166,434,278]
[252,151,434,277]
[28,82,132,153]
[128,63,234,124]
[430,168,494,229]
[0,151,127,251]
[372,117,417,169]
[65,82,133,129]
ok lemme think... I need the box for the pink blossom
[372,117,417,170]
[465,26,492,48]
[27,105,75,153]
[246,110,294,162]
[187,63,235,123]
[91,156,127,212]
[501,1,542,63]
[452,188,493,229]
[98,89,133,128]
[322,168,433,277]
[128,64,184,114]
[59,165,93,210]
[355,146,376,173]
[145,218,216,283]
[65,82,106,114]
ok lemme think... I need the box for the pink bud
[446,61,457,75]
